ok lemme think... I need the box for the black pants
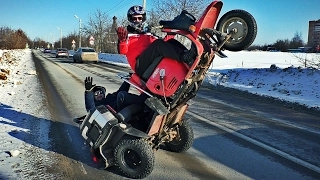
[116,91,149,112]
[135,39,186,76]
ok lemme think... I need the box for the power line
[105,0,125,13]
[56,0,142,40]
[110,0,141,17]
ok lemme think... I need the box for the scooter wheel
[165,119,194,153]
[216,9,257,51]
[114,136,155,179]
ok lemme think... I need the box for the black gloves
[84,77,95,91]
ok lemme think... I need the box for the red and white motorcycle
[79,0,257,179]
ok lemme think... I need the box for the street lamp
[142,0,146,9]
[49,33,54,49]
[74,15,82,48]
[57,27,62,48]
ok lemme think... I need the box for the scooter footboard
[80,105,118,149]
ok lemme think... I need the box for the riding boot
[73,115,86,124]
[180,45,197,67]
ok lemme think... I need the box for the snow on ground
[99,51,320,109]
[0,49,57,179]
[207,51,320,109]
[0,49,319,178]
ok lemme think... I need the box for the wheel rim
[221,17,248,44]
[169,130,182,146]
[122,148,142,169]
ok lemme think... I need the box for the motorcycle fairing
[146,58,188,97]
[143,0,224,97]
[194,0,223,36]
[124,2,223,98]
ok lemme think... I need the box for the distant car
[43,48,51,53]
[68,50,75,57]
[55,48,69,58]
[73,47,98,63]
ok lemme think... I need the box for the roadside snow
[0,49,57,179]
[99,51,320,109]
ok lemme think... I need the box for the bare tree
[273,39,290,52]
[149,0,211,46]
[292,53,320,68]
[103,16,119,53]
[0,28,29,49]
[0,26,13,49]
[83,8,112,52]
[63,31,79,50]
[290,31,304,49]
[151,0,212,21]
[11,29,28,49]
[116,15,129,28]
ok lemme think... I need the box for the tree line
[246,32,305,52]
[0,26,31,49]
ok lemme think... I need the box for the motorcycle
[78,0,257,179]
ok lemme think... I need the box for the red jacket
[118,33,174,72]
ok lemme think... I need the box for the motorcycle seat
[159,10,196,32]
[117,104,144,123]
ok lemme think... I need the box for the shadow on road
[0,102,122,178]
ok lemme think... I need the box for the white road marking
[187,111,320,174]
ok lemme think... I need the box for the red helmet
[127,5,146,23]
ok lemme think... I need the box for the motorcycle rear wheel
[114,136,155,179]
[165,119,194,153]
[216,9,257,51]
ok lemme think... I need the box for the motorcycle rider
[117,5,197,77]
[74,6,197,123]
[112,5,194,114]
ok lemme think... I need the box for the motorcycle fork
[153,103,187,146]
[152,124,180,151]
[216,33,234,51]
[168,125,180,141]
[201,29,232,58]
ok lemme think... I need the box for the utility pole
[50,33,54,49]
[57,27,62,48]
[142,0,146,10]
[74,15,82,48]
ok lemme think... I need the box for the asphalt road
[30,50,320,180]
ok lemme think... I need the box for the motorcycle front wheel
[165,119,194,153]
[216,9,257,51]
[114,136,155,179]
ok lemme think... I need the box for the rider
[117,5,197,77]
[83,77,130,112]
[74,6,196,123]
[73,76,148,123]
